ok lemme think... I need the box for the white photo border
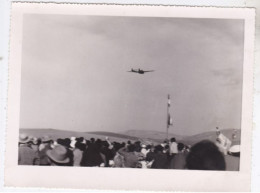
[5,3,255,191]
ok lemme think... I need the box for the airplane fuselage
[128,68,154,74]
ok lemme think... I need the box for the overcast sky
[20,14,244,135]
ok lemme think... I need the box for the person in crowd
[73,141,86,166]
[81,138,105,167]
[186,140,226,170]
[162,140,168,148]
[70,137,77,150]
[90,138,95,144]
[169,143,188,169]
[29,137,41,152]
[18,134,233,171]
[46,144,72,166]
[141,144,150,158]
[118,144,139,168]
[151,145,169,169]
[63,138,72,149]
[121,142,126,148]
[100,140,115,167]
[215,127,232,155]
[127,140,132,146]
[163,144,169,154]
[18,134,40,165]
[232,129,237,141]
[134,141,142,153]
[38,135,53,165]
[169,137,178,159]
[133,143,144,161]
[146,145,156,161]
[112,141,125,167]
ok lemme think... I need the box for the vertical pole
[166,94,170,140]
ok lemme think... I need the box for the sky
[20,14,244,136]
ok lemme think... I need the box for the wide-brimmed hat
[19,134,31,144]
[228,145,240,157]
[41,135,52,143]
[46,145,70,164]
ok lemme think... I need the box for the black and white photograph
[5,3,255,191]
[18,14,244,171]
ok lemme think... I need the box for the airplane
[128,68,154,74]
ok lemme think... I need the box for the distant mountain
[182,128,241,145]
[20,128,240,146]
[87,131,139,141]
[123,130,185,142]
[20,128,138,143]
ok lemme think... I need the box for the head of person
[150,145,155,152]
[154,145,163,153]
[170,138,176,142]
[177,143,185,152]
[46,145,71,166]
[102,140,109,148]
[146,145,152,150]
[75,141,86,151]
[63,138,71,148]
[127,144,136,152]
[216,127,221,136]
[186,140,226,170]
[29,137,40,147]
[94,139,103,150]
[113,142,121,151]
[57,138,64,145]
[86,140,91,146]
[19,134,31,145]
[76,137,84,143]
[121,142,126,147]
[90,138,95,143]
[134,143,142,152]
[41,135,52,144]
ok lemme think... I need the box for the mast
[166,94,170,140]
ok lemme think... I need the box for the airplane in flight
[128,68,154,74]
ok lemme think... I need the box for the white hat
[70,140,76,149]
[229,145,240,153]
[19,134,31,144]
[160,143,166,147]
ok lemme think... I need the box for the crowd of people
[18,131,239,170]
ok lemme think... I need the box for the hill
[20,128,240,146]
[87,131,139,141]
[182,128,241,145]
[123,130,184,142]
[20,128,136,143]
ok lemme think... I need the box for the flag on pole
[167,113,173,127]
[167,94,171,107]
[167,95,173,128]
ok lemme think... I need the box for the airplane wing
[127,69,138,73]
[144,70,154,72]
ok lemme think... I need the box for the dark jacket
[151,152,169,169]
